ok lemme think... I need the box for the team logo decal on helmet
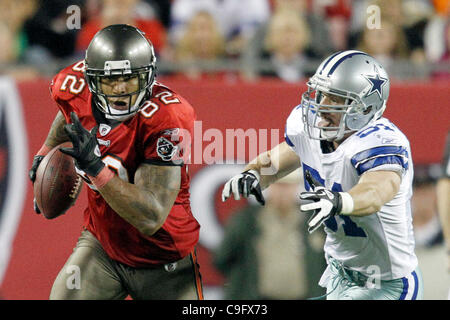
[364,66,388,99]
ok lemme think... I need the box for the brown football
[34,142,83,219]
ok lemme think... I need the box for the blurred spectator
[169,0,270,57]
[141,0,171,28]
[412,164,443,248]
[241,0,329,81]
[213,169,326,300]
[312,0,352,51]
[350,0,432,64]
[424,0,450,79]
[23,0,85,68]
[0,0,39,80]
[0,23,16,66]
[260,9,311,82]
[270,0,332,59]
[357,19,410,75]
[76,0,167,56]
[173,11,226,80]
[402,0,433,63]
[323,0,352,52]
[428,20,450,80]
[424,14,449,63]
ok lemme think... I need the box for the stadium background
[0,0,449,299]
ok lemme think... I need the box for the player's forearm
[43,111,69,149]
[244,151,278,189]
[244,142,301,189]
[347,183,387,216]
[346,171,401,217]
[96,175,179,236]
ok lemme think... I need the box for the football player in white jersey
[222,50,423,300]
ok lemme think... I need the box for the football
[34,142,83,219]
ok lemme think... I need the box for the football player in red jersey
[28,24,203,300]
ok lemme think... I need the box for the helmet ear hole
[363,105,373,115]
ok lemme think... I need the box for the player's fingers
[29,159,41,182]
[70,112,80,126]
[252,186,265,206]
[71,112,89,136]
[305,171,322,190]
[308,223,322,234]
[33,198,41,214]
[63,124,78,141]
[300,202,321,212]
[299,192,318,200]
[308,211,325,231]
[221,180,231,202]
[59,147,76,157]
[90,125,98,136]
[70,112,80,129]
[29,170,36,183]
[242,177,249,198]
[64,125,82,150]
[231,175,241,200]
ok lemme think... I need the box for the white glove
[221,170,265,205]
[300,171,353,233]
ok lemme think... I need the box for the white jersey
[285,106,418,280]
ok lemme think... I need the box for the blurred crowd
[1,0,450,81]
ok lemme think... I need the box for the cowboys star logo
[364,66,388,99]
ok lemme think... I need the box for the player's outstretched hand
[59,112,104,177]
[221,170,265,205]
[300,171,342,233]
[300,188,342,233]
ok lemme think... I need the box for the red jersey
[49,61,200,267]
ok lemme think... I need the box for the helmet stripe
[318,50,365,77]
[327,51,369,76]
[318,51,342,75]
[318,50,360,76]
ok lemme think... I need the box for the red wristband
[89,167,114,189]
[37,144,52,156]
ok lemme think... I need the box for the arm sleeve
[141,111,191,167]
[350,145,410,176]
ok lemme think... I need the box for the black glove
[29,155,45,183]
[222,170,265,205]
[29,155,45,214]
[59,112,104,177]
[299,171,342,233]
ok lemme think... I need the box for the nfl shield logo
[99,123,111,136]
